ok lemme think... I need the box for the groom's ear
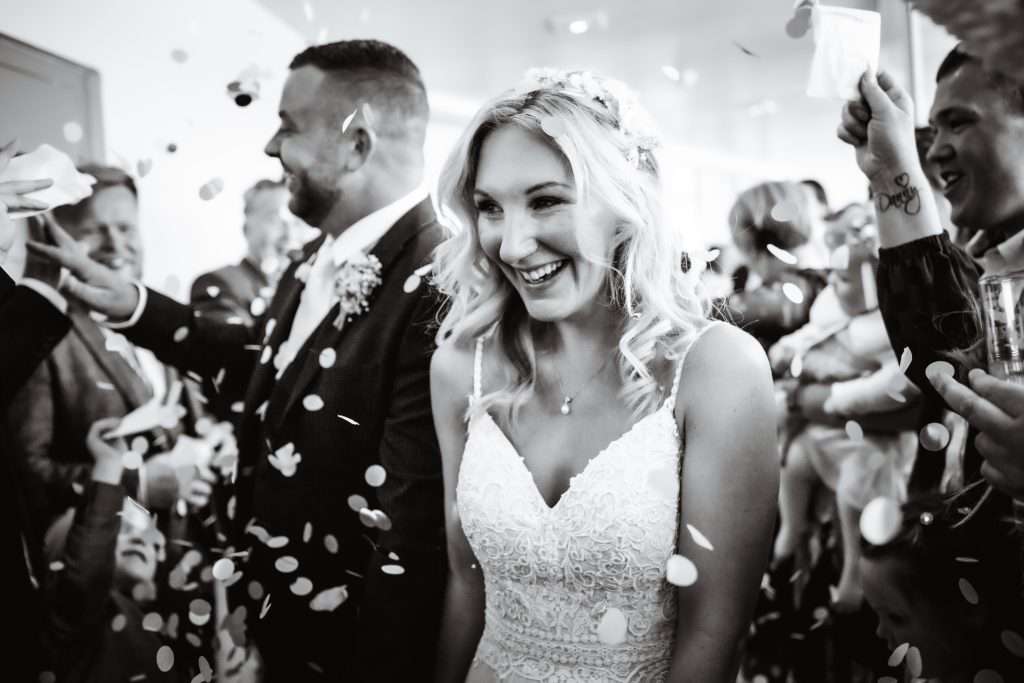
[343,126,377,173]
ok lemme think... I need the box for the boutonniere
[333,253,383,330]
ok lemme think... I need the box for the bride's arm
[667,324,779,682]
[431,341,486,682]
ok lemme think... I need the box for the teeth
[521,260,564,283]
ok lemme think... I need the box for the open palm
[0,140,53,264]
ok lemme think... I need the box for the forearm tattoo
[875,173,921,215]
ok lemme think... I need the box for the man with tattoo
[837,46,1024,497]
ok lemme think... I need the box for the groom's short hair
[289,40,429,128]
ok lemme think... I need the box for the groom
[31,40,446,680]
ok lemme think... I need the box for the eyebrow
[473,181,572,197]
[929,105,973,128]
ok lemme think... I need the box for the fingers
[1,178,54,195]
[837,123,865,147]
[969,368,1024,415]
[840,105,868,141]
[929,371,1013,433]
[0,139,19,172]
[980,458,1024,501]
[876,70,914,113]
[90,416,123,441]
[89,416,128,456]
[848,100,871,124]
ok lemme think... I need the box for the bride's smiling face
[473,126,619,323]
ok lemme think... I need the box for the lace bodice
[455,335,703,682]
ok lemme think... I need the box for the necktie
[279,239,337,374]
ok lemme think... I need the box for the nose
[99,225,130,257]
[497,211,540,266]
[265,131,281,159]
[925,131,953,166]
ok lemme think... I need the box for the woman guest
[429,68,779,682]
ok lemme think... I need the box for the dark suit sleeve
[123,287,258,396]
[191,271,254,327]
[0,268,70,411]
[42,481,123,656]
[353,285,447,680]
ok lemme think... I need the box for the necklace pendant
[560,397,572,416]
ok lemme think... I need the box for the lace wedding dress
[456,330,711,682]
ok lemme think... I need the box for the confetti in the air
[926,360,955,382]
[248,580,264,601]
[250,297,266,317]
[597,607,627,645]
[142,612,163,632]
[358,507,376,527]
[647,467,678,501]
[170,49,188,63]
[122,450,143,470]
[49,560,64,572]
[959,577,979,604]
[403,274,421,293]
[371,509,392,531]
[302,394,325,412]
[686,524,714,551]
[782,283,805,305]
[260,595,271,619]
[341,108,358,134]
[541,116,568,138]
[318,348,336,368]
[906,646,922,677]
[290,577,314,596]
[61,121,84,143]
[275,556,299,574]
[860,496,901,545]
[732,40,760,57]
[348,494,368,512]
[261,346,272,365]
[920,422,950,452]
[111,614,127,632]
[156,645,175,672]
[666,554,698,587]
[767,243,798,264]
[338,414,360,426]
[844,420,863,441]
[975,670,1005,683]
[662,65,682,82]
[888,642,910,667]
[212,558,235,581]
[310,585,349,611]
[898,347,913,374]
[269,443,301,477]
[199,178,225,201]
[365,465,386,487]
[324,534,339,554]
[381,564,405,576]
[303,522,313,543]
[1002,630,1024,657]
[770,201,799,223]
[303,0,314,21]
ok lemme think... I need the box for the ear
[343,125,377,173]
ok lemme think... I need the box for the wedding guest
[915,126,958,244]
[836,46,1024,492]
[861,491,1024,682]
[5,164,205,535]
[721,180,827,350]
[190,178,301,327]
[431,67,778,681]
[30,39,447,681]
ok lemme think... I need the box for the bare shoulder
[681,323,772,407]
[430,338,476,410]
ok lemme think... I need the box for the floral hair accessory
[514,67,661,168]
[333,252,383,330]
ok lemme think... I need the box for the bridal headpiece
[513,68,661,169]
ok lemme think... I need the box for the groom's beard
[289,173,339,229]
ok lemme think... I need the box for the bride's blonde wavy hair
[432,69,711,422]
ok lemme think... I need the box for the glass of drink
[980,270,1024,384]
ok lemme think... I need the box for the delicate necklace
[549,352,615,416]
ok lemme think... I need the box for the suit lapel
[269,199,436,431]
[70,310,153,409]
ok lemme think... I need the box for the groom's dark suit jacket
[122,199,446,680]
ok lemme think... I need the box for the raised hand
[86,417,128,485]
[0,139,53,263]
[25,213,139,319]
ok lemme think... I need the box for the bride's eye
[475,200,503,218]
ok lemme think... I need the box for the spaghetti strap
[667,322,721,409]
[473,337,484,400]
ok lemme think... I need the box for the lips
[517,259,568,284]
[940,170,965,198]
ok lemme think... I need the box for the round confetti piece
[185,632,202,648]
[597,607,627,645]
[250,297,267,317]
[381,564,405,575]
[122,450,143,470]
[686,524,714,551]
[275,556,299,573]
[347,494,368,512]
[365,465,386,487]
[310,585,349,612]
[388,551,400,561]
[49,560,64,572]
[647,467,678,501]
[359,508,376,527]
[540,116,568,138]
[62,121,84,144]
[156,645,175,672]
[290,576,314,596]
[38,672,56,683]
[248,580,264,601]
[844,420,864,441]
[164,274,181,297]
[173,326,189,343]
[189,598,211,617]
[812,606,829,621]
[403,274,421,293]
[878,678,898,683]
[194,417,213,437]
[926,360,955,381]
[130,434,149,453]
[371,510,393,531]
[212,558,235,581]
[303,394,325,412]
[860,496,902,545]
[200,565,214,583]
[888,641,910,667]
[770,200,800,223]
[666,554,698,587]
[766,244,798,265]
[959,577,979,604]
[199,178,225,201]
[920,422,951,452]
[906,645,923,677]
[142,612,163,632]
[318,348,337,369]
[1001,630,1024,657]
[782,282,805,305]
[170,49,188,63]
[261,346,272,365]
[324,534,339,554]
[975,670,1004,683]
[920,511,934,525]
[111,613,127,632]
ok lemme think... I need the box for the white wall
[2,0,307,296]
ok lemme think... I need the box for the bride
[430,68,779,682]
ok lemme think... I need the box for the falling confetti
[403,274,421,293]
[303,394,325,412]
[170,49,188,63]
[49,560,64,572]
[959,577,979,604]
[790,354,803,378]
[290,577,314,596]
[381,564,405,576]
[111,614,127,632]
[341,109,358,133]
[261,346,272,364]
[250,297,266,317]
[248,580,264,601]
[886,389,907,404]
[371,509,393,531]
[860,496,901,545]
[303,522,313,543]
[732,40,760,57]
[212,558,235,581]
[888,642,910,666]
[845,420,864,441]
[920,422,951,452]
[338,414,360,426]
[142,612,164,632]
[318,348,337,368]
[122,450,143,470]
[189,598,212,626]
[62,121,84,143]
[260,595,271,619]
[782,283,805,305]
[347,494,368,512]
[647,467,679,501]
[303,0,314,21]
[975,671,1005,683]
[686,524,714,551]
[666,554,698,587]
[597,607,627,645]
[310,585,349,611]
[1001,630,1024,657]
[898,347,913,374]
[906,646,923,677]
[269,443,301,477]
[324,534,339,554]
[156,645,175,672]
[770,201,800,223]
[541,116,568,138]
[767,243,798,264]
[275,556,300,574]
[266,536,290,550]
[97,381,115,391]
[199,178,225,201]
[365,465,387,487]
[358,508,376,527]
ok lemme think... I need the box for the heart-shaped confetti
[860,496,901,545]
[666,554,698,586]
[597,607,627,645]
[137,158,153,178]
[782,282,805,304]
